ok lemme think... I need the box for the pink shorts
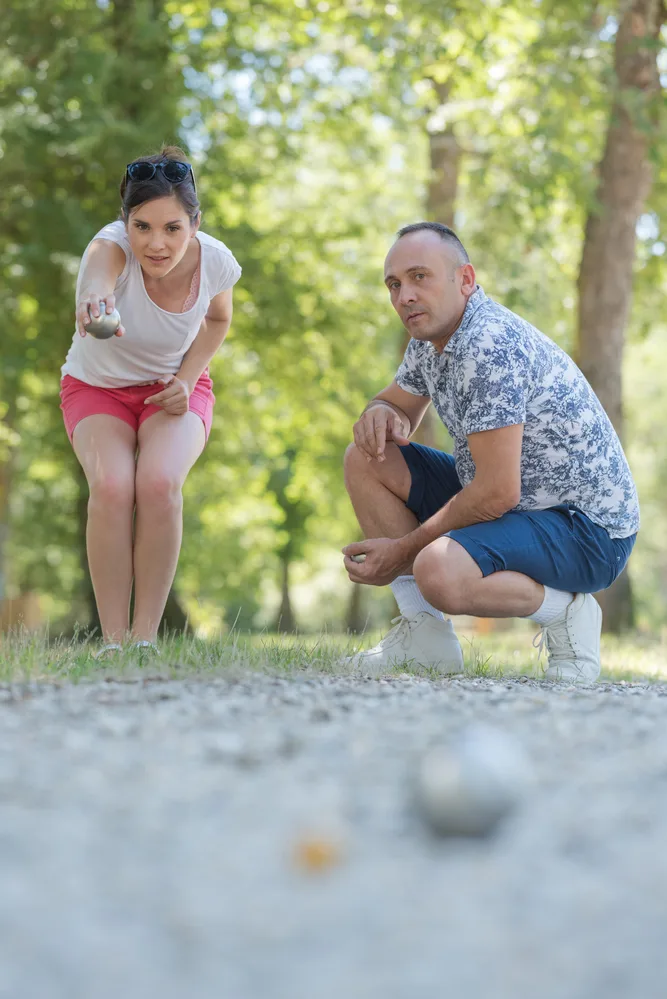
[60,370,215,443]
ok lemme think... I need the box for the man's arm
[398,422,524,559]
[353,380,431,461]
[366,380,431,437]
[343,422,524,582]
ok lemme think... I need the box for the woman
[60,146,241,655]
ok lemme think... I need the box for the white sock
[390,575,445,621]
[528,586,574,626]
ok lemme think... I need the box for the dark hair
[397,221,469,265]
[120,145,200,223]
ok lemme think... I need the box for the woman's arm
[176,288,233,392]
[144,288,234,415]
[76,239,128,337]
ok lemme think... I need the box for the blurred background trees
[0,0,665,637]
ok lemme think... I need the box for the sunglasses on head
[125,159,196,191]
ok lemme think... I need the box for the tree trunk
[427,126,461,229]
[345,583,366,634]
[274,552,296,632]
[576,0,663,632]
[161,587,189,635]
[0,454,13,611]
[0,400,17,610]
[402,88,461,447]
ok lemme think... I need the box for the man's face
[384,230,476,346]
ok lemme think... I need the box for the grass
[0,629,362,684]
[0,620,665,685]
[458,623,667,683]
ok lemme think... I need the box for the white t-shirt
[61,220,242,387]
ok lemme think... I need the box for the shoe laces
[532,627,547,660]
[377,615,413,650]
[532,612,575,669]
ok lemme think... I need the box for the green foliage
[0,0,666,632]
[0,0,190,612]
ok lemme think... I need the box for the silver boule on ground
[414,724,532,837]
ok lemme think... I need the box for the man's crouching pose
[342,222,639,683]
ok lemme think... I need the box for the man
[342,222,639,682]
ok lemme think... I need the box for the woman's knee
[89,473,135,512]
[135,470,183,511]
[413,539,479,615]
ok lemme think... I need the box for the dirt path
[0,673,665,999]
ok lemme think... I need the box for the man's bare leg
[344,442,598,682]
[344,440,445,615]
[343,441,417,543]
[413,537,601,683]
[413,537,544,618]
[344,441,545,617]
[343,442,464,672]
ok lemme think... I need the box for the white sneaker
[534,593,602,683]
[345,612,464,676]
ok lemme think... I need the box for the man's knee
[413,538,481,615]
[344,440,410,493]
[344,441,362,470]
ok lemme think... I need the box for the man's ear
[461,262,476,295]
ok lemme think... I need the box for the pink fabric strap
[181,262,201,313]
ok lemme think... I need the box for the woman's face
[126,195,199,279]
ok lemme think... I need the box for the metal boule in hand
[349,554,367,563]
[84,307,121,339]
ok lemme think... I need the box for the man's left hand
[342,537,414,586]
[144,376,190,415]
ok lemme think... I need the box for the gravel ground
[1,671,667,999]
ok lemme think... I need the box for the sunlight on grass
[0,622,664,684]
[0,627,362,683]
[452,622,667,683]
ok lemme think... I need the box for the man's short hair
[396,221,470,265]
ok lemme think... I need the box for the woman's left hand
[144,376,190,415]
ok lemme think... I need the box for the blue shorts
[399,443,636,594]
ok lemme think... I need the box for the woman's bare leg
[72,415,137,642]
[131,412,205,642]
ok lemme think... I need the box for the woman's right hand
[76,292,125,338]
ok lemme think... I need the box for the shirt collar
[439,285,486,354]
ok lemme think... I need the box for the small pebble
[292,834,345,873]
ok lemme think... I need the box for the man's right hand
[353,403,411,462]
